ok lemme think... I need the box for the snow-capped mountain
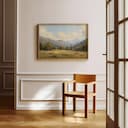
[39,36,86,48]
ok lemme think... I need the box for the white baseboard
[16,100,106,110]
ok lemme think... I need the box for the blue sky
[39,24,87,41]
[45,25,84,34]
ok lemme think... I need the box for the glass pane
[109,34,114,61]
[107,64,109,89]
[109,92,114,120]
[125,101,128,128]
[118,97,124,128]
[125,62,128,99]
[107,5,110,32]
[108,64,114,90]
[107,35,110,61]
[109,0,114,31]
[125,0,128,18]
[125,21,128,58]
[119,0,124,21]
[107,91,110,115]
[119,62,124,96]
[119,23,124,58]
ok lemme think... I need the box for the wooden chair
[62,74,96,118]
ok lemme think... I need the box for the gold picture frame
[37,24,88,59]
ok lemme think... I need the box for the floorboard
[0,110,106,128]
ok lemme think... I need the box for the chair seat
[64,91,96,98]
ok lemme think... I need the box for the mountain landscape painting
[37,24,88,59]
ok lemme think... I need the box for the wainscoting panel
[3,71,14,90]
[0,0,16,97]
[0,0,16,109]
[20,79,64,101]
[16,73,106,110]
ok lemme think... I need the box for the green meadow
[39,50,88,59]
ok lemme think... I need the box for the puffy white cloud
[39,26,57,40]
[39,26,47,34]
[56,31,85,41]
[39,25,87,41]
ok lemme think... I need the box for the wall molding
[3,71,14,90]
[17,73,106,82]
[2,0,6,62]
[16,73,106,110]
[2,0,15,63]
[0,66,14,69]
[16,99,106,110]
[17,72,106,76]
[19,78,70,102]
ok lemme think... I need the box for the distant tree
[41,42,54,50]
[59,46,65,50]
[40,43,43,50]
[42,44,47,50]
[46,42,53,50]
[65,47,70,50]
[70,44,73,50]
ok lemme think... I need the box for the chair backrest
[73,74,96,83]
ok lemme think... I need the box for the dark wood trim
[107,61,114,64]
[0,0,17,109]
[0,95,14,109]
[102,53,107,56]
[0,66,14,69]
[106,115,115,128]
[107,31,115,35]
[2,0,16,63]
[118,95,128,102]
[14,0,17,110]
[107,88,114,93]
[2,71,14,90]
[119,18,128,24]
[114,0,119,127]
[63,94,85,98]
[118,59,128,61]
[125,99,128,102]
[107,0,112,5]
[2,0,5,62]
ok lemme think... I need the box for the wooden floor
[0,110,106,128]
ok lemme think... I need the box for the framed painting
[37,24,88,59]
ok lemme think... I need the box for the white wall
[16,0,106,110]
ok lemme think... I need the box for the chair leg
[62,95,66,115]
[85,85,88,118]
[93,83,96,113]
[93,96,96,113]
[62,83,66,115]
[73,97,76,112]
[73,82,76,112]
